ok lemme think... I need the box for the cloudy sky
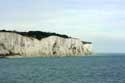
[0,0,125,53]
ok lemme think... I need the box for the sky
[0,0,125,53]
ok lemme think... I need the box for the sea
[0,53,125,83]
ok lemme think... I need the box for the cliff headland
[0,30,92,57]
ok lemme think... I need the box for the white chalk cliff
[0,31,93,57]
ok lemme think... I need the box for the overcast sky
[0,0,125,53]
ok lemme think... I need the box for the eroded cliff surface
[0,31,93,57]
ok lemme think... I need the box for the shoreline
[0,54,93,58]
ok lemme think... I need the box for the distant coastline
[0,30,93,57]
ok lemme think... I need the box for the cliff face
[0,32,92,57]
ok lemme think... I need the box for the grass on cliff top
[0,30,92,44]
[0,30,70,40]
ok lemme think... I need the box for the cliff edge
[0,30,93,57]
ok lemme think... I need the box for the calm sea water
[0,54,125,83]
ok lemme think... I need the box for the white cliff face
[0,32,92,57]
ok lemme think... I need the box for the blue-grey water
[0,54,125,83]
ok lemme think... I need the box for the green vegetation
[0,30,92,44]
[0,30,70,40]
[82,41,92,44]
